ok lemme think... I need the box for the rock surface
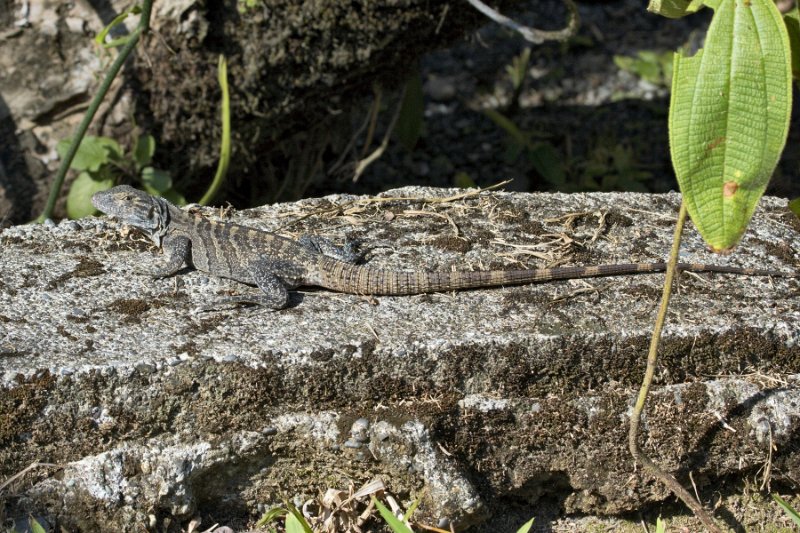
[1,188,799,531]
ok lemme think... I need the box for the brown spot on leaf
[705,136,725,154]
[723,181,739,198]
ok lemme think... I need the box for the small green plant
[475,48,568,189]
[256,501,313,533]
[506,47,531,113]
[238,0,263,12]
[56,133,184,218]
[373,496,534,533]
[614,50,674,86]
[575,143,652,192]
[773,494,800,527]
[482,108,566,188]
[3,515,47,533]
[42,5,228,219]
[453,171,477,189]
[484,107,653,193]
[256,483,534,533]
[37,0,154,222]
[788,197,800,218]
[515,517,535,533]
[373,497,414,533]
[506,48,531,91]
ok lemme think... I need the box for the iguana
[91,185,796,309]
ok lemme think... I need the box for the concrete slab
[1,188,799,531]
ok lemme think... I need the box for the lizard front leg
[150,235,191,278]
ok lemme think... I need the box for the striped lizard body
[92,186,796,309]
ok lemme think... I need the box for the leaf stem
[628,201,725,533]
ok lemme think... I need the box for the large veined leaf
[669,0,791,252]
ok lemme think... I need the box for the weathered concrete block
[1,188,798,531]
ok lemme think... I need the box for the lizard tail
[316,260,797,296]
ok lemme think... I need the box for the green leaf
[255,506,287,527]
[453,171,477,189]
[669,0,792,251]
[788,197,800,219]
[613,55,636,72]
[140,166,172,193]
[66,171,114,219]
[160,188,187,206]
[483,108,526,147]
[95,4,142,47]
[506,48,531,90]
[284,502,313,533]
[655,516,667,533]
[57,136,121,172]
[528,142,565,186]
[28,516,47,533]
[285,513,306,533]
[395,71,424,151]
[402,495,422,522]
[515,517,535,533]
[651,0,718,16]
[615,51,674,85]
[372,497,414,533]
[647,0,695,18]
[133,134,156,169]
[96,136,123,159]
[773,494,800,526]
[635,54,662,83]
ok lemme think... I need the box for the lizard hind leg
[298,235,361,263]
[215,259,305,310]
[201,258,306,311]
[213,272,289,310]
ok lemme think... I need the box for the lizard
[91,185,797,310]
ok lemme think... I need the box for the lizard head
[92,185,171,246]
